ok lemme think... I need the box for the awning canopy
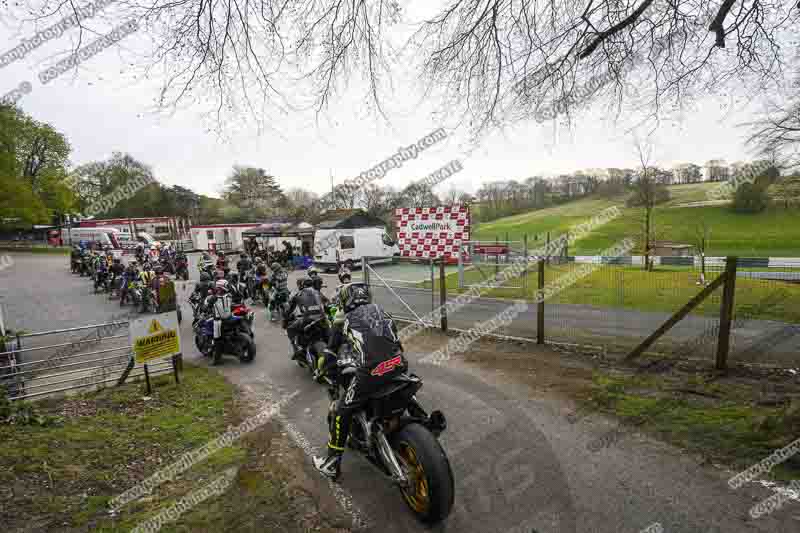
[242,221,315,237]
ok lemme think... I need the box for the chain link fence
[366,253,800,369]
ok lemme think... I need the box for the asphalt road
[362,283,799,367]
[1,253,798,532]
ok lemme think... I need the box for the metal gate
[0,320,174,401]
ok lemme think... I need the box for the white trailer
[190,223,260,253]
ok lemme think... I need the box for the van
[314,227,398,272]
[117,231,159,249]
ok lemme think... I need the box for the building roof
[317,211,387,229]
[242,221,314,237]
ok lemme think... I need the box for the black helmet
[229,272,239,284]
[200,272,212,282]
[240,252,247,258]
[113,258,121,263]
[302,278,314,289]
[342,283,370,313]
[218,251,225,257]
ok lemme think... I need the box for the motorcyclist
[135,242,145,263]
[190,271,214,317]
[307,266,324,292]
[253,257,269,305]
[70,245,81,272]
[236,252,252,275]
[281,240,294,267]
[216,251,229,274]
[199,251,214,269]
[109,257,125,292]
[312,283,407,480]
[152,265,174,311]
[226,272,247,304]
[120,261,139,305]
[282,278,327,361]
[268,262,289,318]
[204,279,233,365]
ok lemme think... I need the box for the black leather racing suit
[283,287,327,355]
[236,257,252,274]
[326,303,407,455]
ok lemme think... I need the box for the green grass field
[427,262,800,323]
[0,365,345,533]
[578,206,800,257]
[473,182,800,257]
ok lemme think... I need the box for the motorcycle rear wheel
[391,423,454,524]
[237,332,256,362]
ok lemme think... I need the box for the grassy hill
[474,183,800,257]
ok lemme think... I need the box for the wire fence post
[716,256,738,371]
[430,258,435,315]
[546,232,551,265]
[172,354,181,385]
[457,245,464,289]
[439,259,448,332]
[537,259,545,344]
[523,234,528,295]
[143,363,152,394]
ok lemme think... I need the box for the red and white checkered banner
[394,205,470,261]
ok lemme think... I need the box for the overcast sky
[0,2,781,199]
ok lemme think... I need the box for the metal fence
[0,320,174,401]
[367,255,800,368]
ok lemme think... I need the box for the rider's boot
[312,450,342,480]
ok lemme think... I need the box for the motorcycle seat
[368,373,420,400]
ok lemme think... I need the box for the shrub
[732,182,769,213]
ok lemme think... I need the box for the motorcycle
[160,256,176,275]
[325,368,453,523]
[291,316,331,379]
[94,265,109,293]
[193,313,256,364]
[253,275,269,306]
[139,285,158,314]
[125,280,143,308]
[232,302,255,338]
[267,287,290,322]
[70,254,81,274]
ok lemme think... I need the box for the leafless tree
[6,1,796,130]
[746,99,800,171]
[693,220,711,284]
[631,134,657,271]
[362,184,387,215]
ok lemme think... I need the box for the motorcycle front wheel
[391,423,455,525]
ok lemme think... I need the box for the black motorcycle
[291,316,331,379]
[193,312,256,364]
[268,288,290,322]
[325,368,453,524]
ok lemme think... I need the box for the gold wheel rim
[398,442,430,514]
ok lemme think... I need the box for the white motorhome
[314,212,398,271]
[64,227,124,258]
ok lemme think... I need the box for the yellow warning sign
[130,313,181,364]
